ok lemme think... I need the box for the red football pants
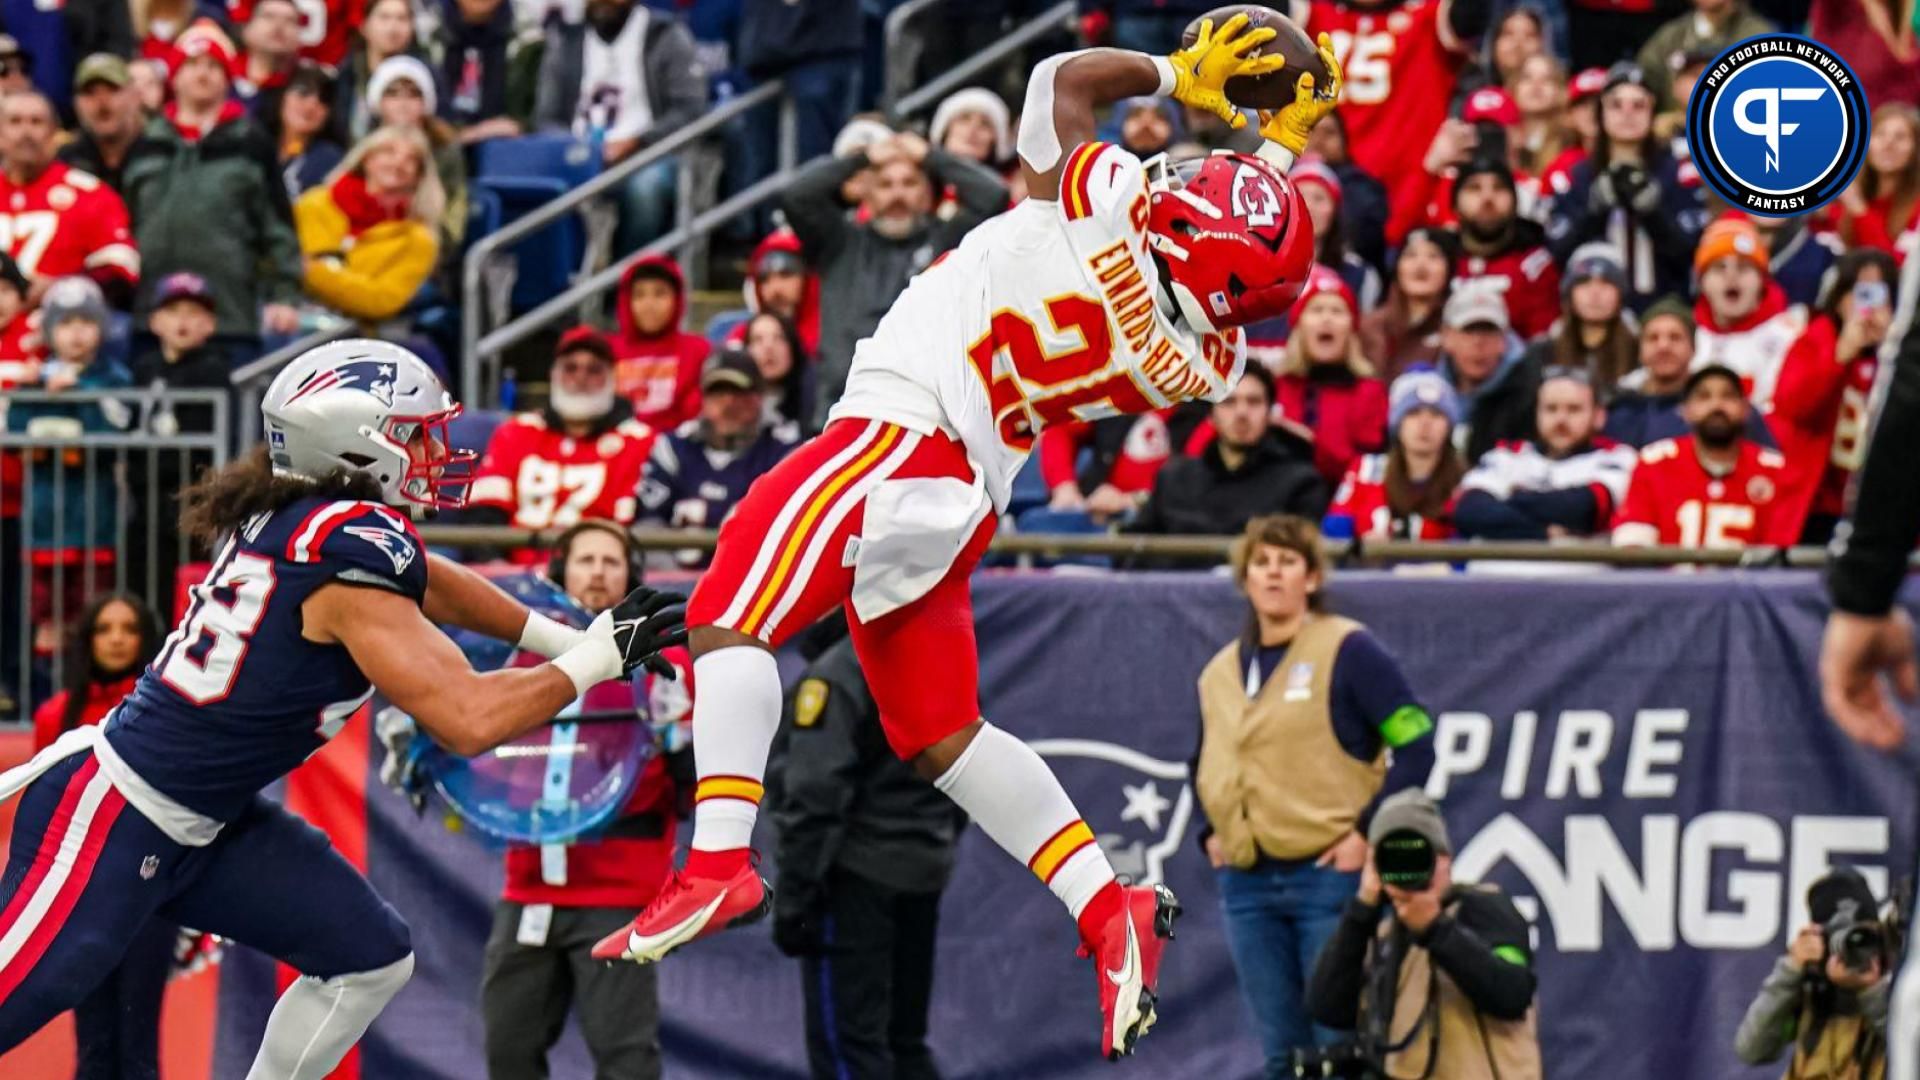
[687,419,996,758]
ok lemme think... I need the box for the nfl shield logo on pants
[140,855,159,880]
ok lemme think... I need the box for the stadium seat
[471,135,604,312]
[705,309,750,344]
[449,407,511,456]
[1006,453,1050,518]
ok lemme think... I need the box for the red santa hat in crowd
[1287,263,1359,327]
[169,21,239,84]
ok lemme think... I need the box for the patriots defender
[589,19,1341,1060]
[0,341,686,1076]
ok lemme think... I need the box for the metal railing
[467,0,1075,409]
[882,0,955,111]
[230,325,358,446]
[888,0,1075,123]
[0,389,232,722]
[461,81,793,404]
[406,523,1866,570]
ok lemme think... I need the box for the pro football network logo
[1687,34,1869,216]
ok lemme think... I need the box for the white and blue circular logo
[1687,34,1870,216]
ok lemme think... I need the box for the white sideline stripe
[0,768,116,973]
[716,422,884,629]
[759,431,921,639]
[290,502,364,562]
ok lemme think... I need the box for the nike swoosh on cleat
[625,892,727,959]
[1106,918,1139,987]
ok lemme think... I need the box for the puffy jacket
[295,175,439,322]
[7,358,132,551]
[122,111,301,336]
[33,674,139,752]
[611,254,710,431]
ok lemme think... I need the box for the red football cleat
[1081,883,1181,1061]
[590,860,771,964]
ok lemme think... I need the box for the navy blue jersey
[636,419,799,564]
[106,496,429,822]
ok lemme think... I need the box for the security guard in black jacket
[766,629,966,1080]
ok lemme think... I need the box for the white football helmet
[261,339,475,509]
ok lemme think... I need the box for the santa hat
[366,56,439,119]
[1288,263,1358,327]
[1694,213,1769,277]
[1290,156,1343,210]
[928,87,1011,162]
[170,21,238,83]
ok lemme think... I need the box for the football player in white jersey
[591,18,1343,1059]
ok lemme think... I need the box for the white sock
[246,953,413,1080]
[934,723,1116,919]
[688,646,784,852]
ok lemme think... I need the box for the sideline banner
[214,570,1919,1079]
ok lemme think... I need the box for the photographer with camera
[1734,868,1890,1080]
[1304,790,1542,1079]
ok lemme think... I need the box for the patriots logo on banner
[286,359,400,408]
[343,525,416,575]
[1032,739,1193,887]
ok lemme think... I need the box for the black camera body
[1824,899,1884,975]
[1373,828,1436,892]
[1291,1042,1381,1079]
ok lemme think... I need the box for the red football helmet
[1144,151,1315,334]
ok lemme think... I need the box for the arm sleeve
[1040,423,1090,490]
[768,675,865,911]
[1453,489,1551,540]
[1421,889,1537,1021]
[1333,631,1436,831]
[1508,486,1604,534]
[1307,896,1385,1030]
[1830,257,1920,614]
[780,154,867,264]
[306,503,429,603]
[1772,318,1847,428]
[1732,956,1806,1064]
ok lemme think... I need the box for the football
[1179,4,1332,112]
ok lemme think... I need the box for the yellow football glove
[1167,13,1289,130]
[1258,32,1344,154]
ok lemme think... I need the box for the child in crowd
[611,254,709,431]
[6,277,131,659]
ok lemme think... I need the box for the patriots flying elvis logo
[343,525,416,575]
[286,359,401,408]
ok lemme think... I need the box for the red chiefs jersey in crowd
[1770,316,1877,536]
[1457,242,1561,340]
[1037,411,1174,497]
[1303,0,1468,244]
[227,0,359,66]
[469,411,655,559]
[0,163,139,290]
[1612,435,1796,548]
[1327,453,1456,539]
[500,650,692,909]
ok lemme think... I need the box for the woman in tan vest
[1194,515,1438,1078]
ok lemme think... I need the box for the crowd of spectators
[2,0,1920,707]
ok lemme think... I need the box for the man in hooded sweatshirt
[727,230,820,356]
[612,254,710,432]
[1692,213,1806,415]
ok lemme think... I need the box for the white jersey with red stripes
[829,139,1248,512]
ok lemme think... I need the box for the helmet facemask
[361,407,476,510]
